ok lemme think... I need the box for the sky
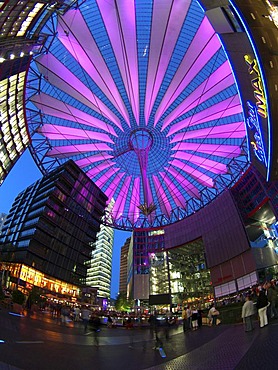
[0,150,131,299]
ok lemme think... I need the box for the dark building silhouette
[119,237,131,297]
[0,160,107,299]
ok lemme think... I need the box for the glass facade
[86,223,114,299]
[0,0,56,184]
[0,212,7,231]
[168,240,212,305]
[0,160,107,297]
[133,229,212,306]
[149,239,213,307]
[0,71,30,182]
[133,228,165,276]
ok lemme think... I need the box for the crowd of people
[179,279,278,334]
[4,277,277,346]
[241,279,278,331]
[181,303,219,332]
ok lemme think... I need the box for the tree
[28,286,43,305]
[114,292,133,312]
[12,289,25,305]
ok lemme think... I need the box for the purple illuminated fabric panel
[86,161,117,178]
[112,176,132,220]
[172,142,241,158]
[38,124,114,144]
[57,10,129,124]
[162,61,234,130]
[145,0,191,123]
[170,159,214,187]
[171,121,246,143]
[152,175,172,218]
[128,177,141,224]
[155,17,220,125]
[95,169,123,197]
[35,54,123,130]
[47,143,113,158]
[31,94,117,136]
[166,166,200,199]
[167,95,242,136]
[170,152,227,174]
[75,154,114,168]
[159,172,187,209]
[97,0,139,125]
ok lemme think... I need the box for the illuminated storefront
[1,262,80,299]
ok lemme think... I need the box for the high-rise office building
[0,160,107,299]
[86,199,115,302]
[119,237,131,297]
[86,223,114,301]
[0,1,62,184]
[0,213,7,232]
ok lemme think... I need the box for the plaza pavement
[0,308,277,370]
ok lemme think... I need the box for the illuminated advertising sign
[244,55,268,171]
[244,55,267,118]
[246,101,267,165]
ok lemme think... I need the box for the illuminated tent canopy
[27,0,249,230]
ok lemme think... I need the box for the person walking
[146,312,157,350]
[197,304,203,328]
[107,315,113,328]
[81,305,91,333]
[74,305,81,322]
[241,295,254,332]
[208,304,219,326]
[182,307,187,332]
[126,317,135,349]
[256,288,269,328]
[164,312,172,340]
[60,304,70,326]
[91,314,101,347]
[186,305,192,331]
[191,306,198,331]
[266,281,278,319]
[148,313,156,338]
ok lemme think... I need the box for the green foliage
[28,286,42,305]
[114,292,133,312]
[12,289,25,305]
